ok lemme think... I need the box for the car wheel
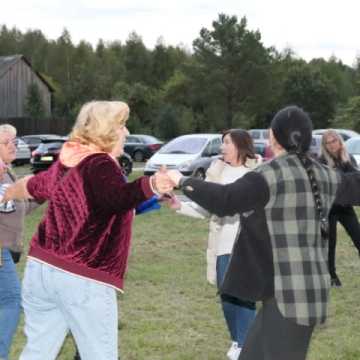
[133,150,144,162]
[193,168,206,180]
[119,156,132,176]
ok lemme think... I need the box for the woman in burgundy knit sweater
[3,101,171,360]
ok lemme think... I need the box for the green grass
[9,169,360,359]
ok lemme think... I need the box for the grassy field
[9,168,360,359]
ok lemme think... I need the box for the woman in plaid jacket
[166,106,360,360]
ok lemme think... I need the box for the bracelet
[149,175,160,195]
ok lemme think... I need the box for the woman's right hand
[160,192,181,210]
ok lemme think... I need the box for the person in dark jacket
[166,106,360,360]
[319,129,360,287]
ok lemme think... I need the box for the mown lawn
[9,169,360,359]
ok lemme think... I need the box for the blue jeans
[20,259,118,360]
[217,254,256,347]
[0,248,21,360]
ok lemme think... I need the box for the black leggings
[328,207,360,278]
[239,298,314,360]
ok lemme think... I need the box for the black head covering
[271,106,313,153]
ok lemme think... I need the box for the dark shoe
[9,250,22,264]
[331,276,342,288]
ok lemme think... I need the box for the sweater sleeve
[27,162,64,202]
[181,171,270,217]
[86,155,154,214]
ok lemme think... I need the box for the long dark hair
[222,129,256,164]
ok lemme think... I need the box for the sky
[1,0,359,67]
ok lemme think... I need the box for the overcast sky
[1,0,359,66]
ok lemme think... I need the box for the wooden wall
[0,58,51,118]
[0,117,71,136]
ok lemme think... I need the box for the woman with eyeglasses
[0,124,40,360]
[319,129,360,287]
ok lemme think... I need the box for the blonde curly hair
[69,101,129,152]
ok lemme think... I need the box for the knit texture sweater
[26,153,154,291]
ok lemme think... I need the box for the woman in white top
[166,129,261,360]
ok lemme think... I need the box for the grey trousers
[239,298,314,360]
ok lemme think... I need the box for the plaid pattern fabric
[257,154,340,326]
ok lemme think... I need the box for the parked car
[253,141,273,161]
[345,137,360,166]
[189,155,221,180]
[124,134,163,162]
[21,134,63,153]
[186,133,322,179]
[313,129,359,142]
[30,137,67,173]
[189,140,275,180]
[309,134,322,159]
[144,134,222,176]
[31,138,133,176]
[12,137,31,166]
[249,129,269,143]
[117,152,133,177]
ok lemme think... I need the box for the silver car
[13,138,31,166]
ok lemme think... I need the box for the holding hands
[166,170,183,187]
[151,168,184,194]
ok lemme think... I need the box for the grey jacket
[0,170,39,252]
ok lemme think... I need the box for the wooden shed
[0,55,54,118]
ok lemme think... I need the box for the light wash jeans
[217,254,256,347]
[20,259,118,360]
[0,248,21,360]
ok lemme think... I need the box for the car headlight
[178,160,192,171]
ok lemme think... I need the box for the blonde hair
[321,129,350,168]
[69,101,129,152]
[0,124,17,137]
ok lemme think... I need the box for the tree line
[1,13,360,139]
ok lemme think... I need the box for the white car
[144,134,222,176]
[313,129,359,142]
[345,137,360,166]
[248,129,269,144]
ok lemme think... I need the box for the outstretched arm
[167,170,270,217]
[2,175,33,202]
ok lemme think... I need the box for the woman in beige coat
[166,129,261,360]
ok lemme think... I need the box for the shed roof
[0,54,54,92]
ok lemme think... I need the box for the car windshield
[37,142,64,152]
[142,135,160,143]
[159,137,207,154]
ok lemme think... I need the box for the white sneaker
[227,341,242,360]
